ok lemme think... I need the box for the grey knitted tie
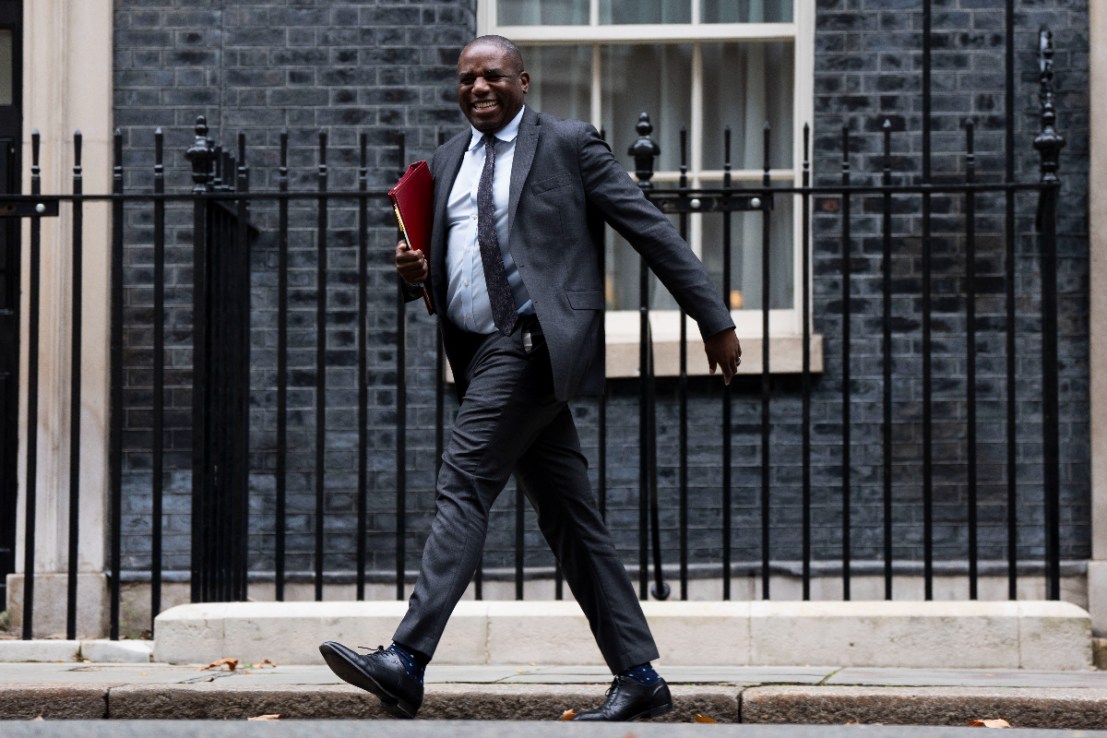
[477,133,517,335]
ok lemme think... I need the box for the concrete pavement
[2,660,1107,729]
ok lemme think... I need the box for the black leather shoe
[319,641,423,718]
[572,675,673,721]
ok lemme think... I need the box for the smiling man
[319,35,741,722]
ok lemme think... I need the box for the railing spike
[628,112,659,189]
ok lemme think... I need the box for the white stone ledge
[0,640,80,663]
[152,600,1092,671]
[0,639,152,663]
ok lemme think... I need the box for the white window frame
[477,1,820,376]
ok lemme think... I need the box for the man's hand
[705,328,742,385]
[395,240,429,285]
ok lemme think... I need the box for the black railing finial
[185,115,215,193]
[1034,28,1065,186]
[628,112,660,189]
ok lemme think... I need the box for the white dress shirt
[445,106,534,334]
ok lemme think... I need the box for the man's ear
[520,70,530,94]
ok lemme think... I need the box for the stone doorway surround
[7,0,113,637]
[1087,0,1107,638]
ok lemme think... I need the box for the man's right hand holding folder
[395,241,429,286]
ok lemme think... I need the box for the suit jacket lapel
[507,107,539,241]
[430,131,469,291]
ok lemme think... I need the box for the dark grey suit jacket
[420,107,734,402]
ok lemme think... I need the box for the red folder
[389,160,434,314]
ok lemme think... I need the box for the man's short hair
[462,35,525,71]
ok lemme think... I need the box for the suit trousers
[393,317,660,673]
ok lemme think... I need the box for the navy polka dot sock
[621,662,661,685]
[388,642,427,684]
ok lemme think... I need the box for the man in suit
[320,34,742,721]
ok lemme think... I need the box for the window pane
[600,0,690,24]
[608,197,796,313]
[498,0,588,25]
[601,44,691,173]
[601,43,690,311]
[700,192,794,310]
[702,42,794,170]
[702,0,793,23]
[0,30,12,106]
[522,46,592,121]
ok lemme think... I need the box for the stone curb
[5,682,1107,728]
[742,686,1107,730]
[105,684,740,722]
[0,686,108,720]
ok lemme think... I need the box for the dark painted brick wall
[806,0,1090,571]
[114,0,475,579]
[112,0,1090,592]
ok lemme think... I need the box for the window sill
[604,314,824,378]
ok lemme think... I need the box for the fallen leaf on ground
[967,718,1011,729]
[248,714,282,721]
[559,709,576,720]
[200,657,239,671]
[249,659,277,669]
[694,714,718,723]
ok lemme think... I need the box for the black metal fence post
[313,130,328,602]
[275,129,289,602]
[109,129,124,639]
[394,133,408,602]
[150,128,166,630]
[1034,28,1065,601]
[186,118,211,603]
[965,119,979,600]
[840,125,853,601]
[759,122,772,600]
[66,131,83,639]
[21,131,41,639]
[628,113,668,601]
[185,116,250,602]
[881,120,895,600]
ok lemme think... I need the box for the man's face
[457,42,529,133]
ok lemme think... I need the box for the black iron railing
[5,26,1078,641]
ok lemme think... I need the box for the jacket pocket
[532,174,572,195]
[566,289,603,310]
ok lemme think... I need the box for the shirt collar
[468,105,526,151]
